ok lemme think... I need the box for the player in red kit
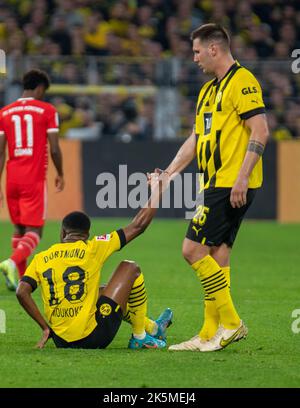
[0,69,64,291]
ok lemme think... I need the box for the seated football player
[16,174,173,349]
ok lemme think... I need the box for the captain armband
[247,140,265,156]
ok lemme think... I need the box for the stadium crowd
[0,0,299,140]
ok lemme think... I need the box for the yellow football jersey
[195,61,266,189]
[23,230,124,342]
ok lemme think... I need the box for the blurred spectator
[84,12,111,55]
[267,112,293,141]
[49,14,72,55]
[65,109,102,141]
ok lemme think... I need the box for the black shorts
[186,187,257,247]
[51,296,123,349]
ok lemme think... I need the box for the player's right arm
[16,258,51,348]
[0,130,6,206]
[165,129,197,177]
[124,132,196,243]
[147,129,197,182]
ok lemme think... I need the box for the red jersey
[0,97,59,184]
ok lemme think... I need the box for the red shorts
[6,181,47,227]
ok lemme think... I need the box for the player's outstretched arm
[165,129,197,177]
[0,135,6,206]
[122,173,169,244]
[230,113,269,208]
[16,282,51,348]
[47,132,65,192]
[147,129,197,184]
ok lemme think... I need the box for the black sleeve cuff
[20,276,38,292]
[239,107,266,120]
[116,229,127,249]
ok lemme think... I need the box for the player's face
[192,38,214,74]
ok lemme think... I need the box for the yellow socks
[198,265,231,340]
[123,273,147,337]
[223,266,230,289]
[193,256,240,330]
[199,294,219,340]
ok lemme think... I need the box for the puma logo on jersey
[192,226,202,236]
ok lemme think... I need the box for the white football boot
[168,335,207,351]
[200,321,248,352]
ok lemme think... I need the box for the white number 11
[12,114,33,149]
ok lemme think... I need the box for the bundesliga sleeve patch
[96,234,111,241]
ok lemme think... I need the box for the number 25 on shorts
[192,205,210,226]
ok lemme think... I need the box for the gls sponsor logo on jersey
[241,86,258,95]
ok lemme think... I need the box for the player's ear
[35,84,45,99]
[60,227,66,241]
[209,43,217,57]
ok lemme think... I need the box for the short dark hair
[22,69,50,90]
[190,23,230,48]
[62,211,91,232]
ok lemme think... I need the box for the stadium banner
[82,140,277,220]
[278,140,300,223]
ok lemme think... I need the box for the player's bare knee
[182,245,198,265]
[120,260,141,278]
[182,241,209,265]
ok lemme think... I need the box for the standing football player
[148,24,269,352]
[0,69,64,290]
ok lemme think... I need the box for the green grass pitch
[1,218,300,388]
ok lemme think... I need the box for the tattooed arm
[230,114,269,208]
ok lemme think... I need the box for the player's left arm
[122,172,168,244]
[48,131,65,192]
[230,113,269,208]
[46,105,65,192]
[96,174,168,262]
[0,134,6,206]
